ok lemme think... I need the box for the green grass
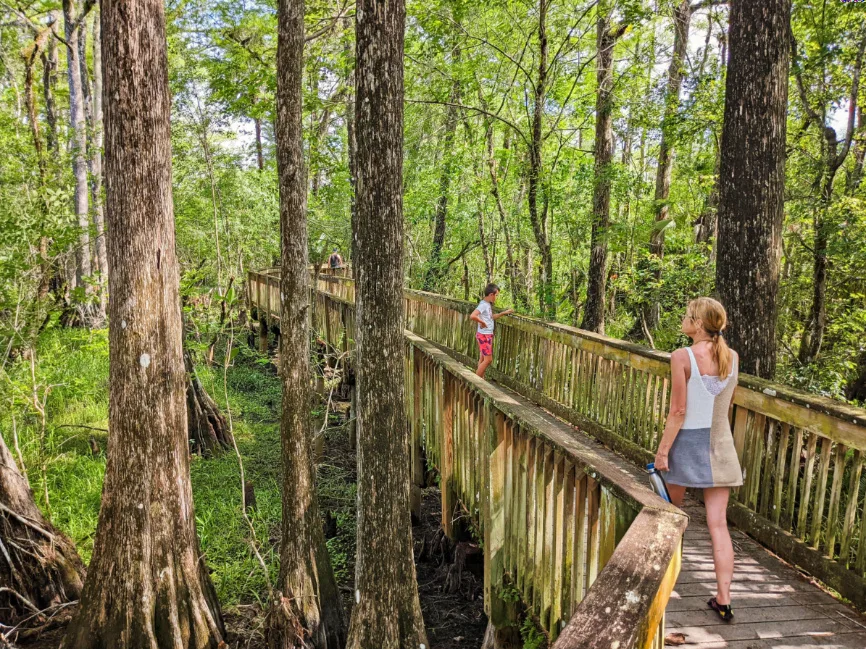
[0,325,354,607]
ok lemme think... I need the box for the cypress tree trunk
[346,0,428,645]
[423,71,460,292]
[715,0,791,378]
[90,10,108,317]
[485,121,527,309]
[527,0,553,318]
[583,4,624,334]
[795,35,865,365]
[0,433,85,627]
[41,15,60,159]
[255,117,265,170]
[62,0,93,294]
[266,0,345,645]
[61,0,225,643]
[644,0,691,328]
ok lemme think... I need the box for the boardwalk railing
[251,268,866,612]
[275,272,866,610]
[250,270,866,611]
[249,270,687,647]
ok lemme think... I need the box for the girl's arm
[654,349,689,471]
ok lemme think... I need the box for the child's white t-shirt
[476,300,494,334]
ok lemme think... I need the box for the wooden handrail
[250,269,687,646]
[250,269,866,611]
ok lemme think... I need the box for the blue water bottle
[646,463,672,502]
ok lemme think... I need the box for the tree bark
[644,0,691,327]
[60,0,225,643]
[63,0,93,293]
[528,0,553,318]
[423,67,460,292]
[255,117,265,170]
[23,30,49,183]
[0,432,85,627]
[90,9,108,321]
[715,0,791,378]
[795,33,866,365]
[582,5,624,334]
[346,0,428,645]
[41,15,60,159]
[477,203,492,283]
[347,70,358,270]
[485,122,527,309]
[266,0,345,645]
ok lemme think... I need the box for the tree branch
[305,0,353,43]
[834,28,866,168]
[791,34,822,127]
[690,0,727,11]
[406,99,530,147]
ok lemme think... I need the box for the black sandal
[708,597,734,622]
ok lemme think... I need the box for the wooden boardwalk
[667,498,866,648]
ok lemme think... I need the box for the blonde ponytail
[713,334,733,380]
[687,297,733,379]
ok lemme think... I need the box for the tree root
[185,349,233,456]
[0,435,85,627]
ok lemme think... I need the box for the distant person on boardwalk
[469,284,513,379]
[328,248,344,270]
[654,297,743,623]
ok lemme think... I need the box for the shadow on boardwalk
[667,498,866,648]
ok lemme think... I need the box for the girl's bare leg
[667,483,686,507]
[704,487,734,605]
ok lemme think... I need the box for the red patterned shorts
[476,333,494,357]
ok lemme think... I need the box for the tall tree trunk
[23,31,49,182]
[41,15,60,159]
[346,0,428,646]
[254,117,265,170]
[477,202,493,283]
[847,107,865,193]
[715,0,791,379]
[266,0,345,645]
[61,0,225,642]
[347,70,358,269]
[644,0,691,328]
[0,432,85,628]
[583,5,624,334]
[485,122,527,309]
[423,69,460,291]
[796,34,866,365]
[63,0,92,294]
[90,9,108,320]
[527,0,553,318]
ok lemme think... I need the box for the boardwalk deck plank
[668,500,866,648]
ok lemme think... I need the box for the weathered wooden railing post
[258,311,269,354]
[482,405,520,648]
[409,347,426,522]
[441,368,457,538]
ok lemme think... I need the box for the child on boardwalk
[470,284,513,378]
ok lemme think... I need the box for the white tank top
[682,347,729,430]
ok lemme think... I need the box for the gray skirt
[666,427,716,488]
